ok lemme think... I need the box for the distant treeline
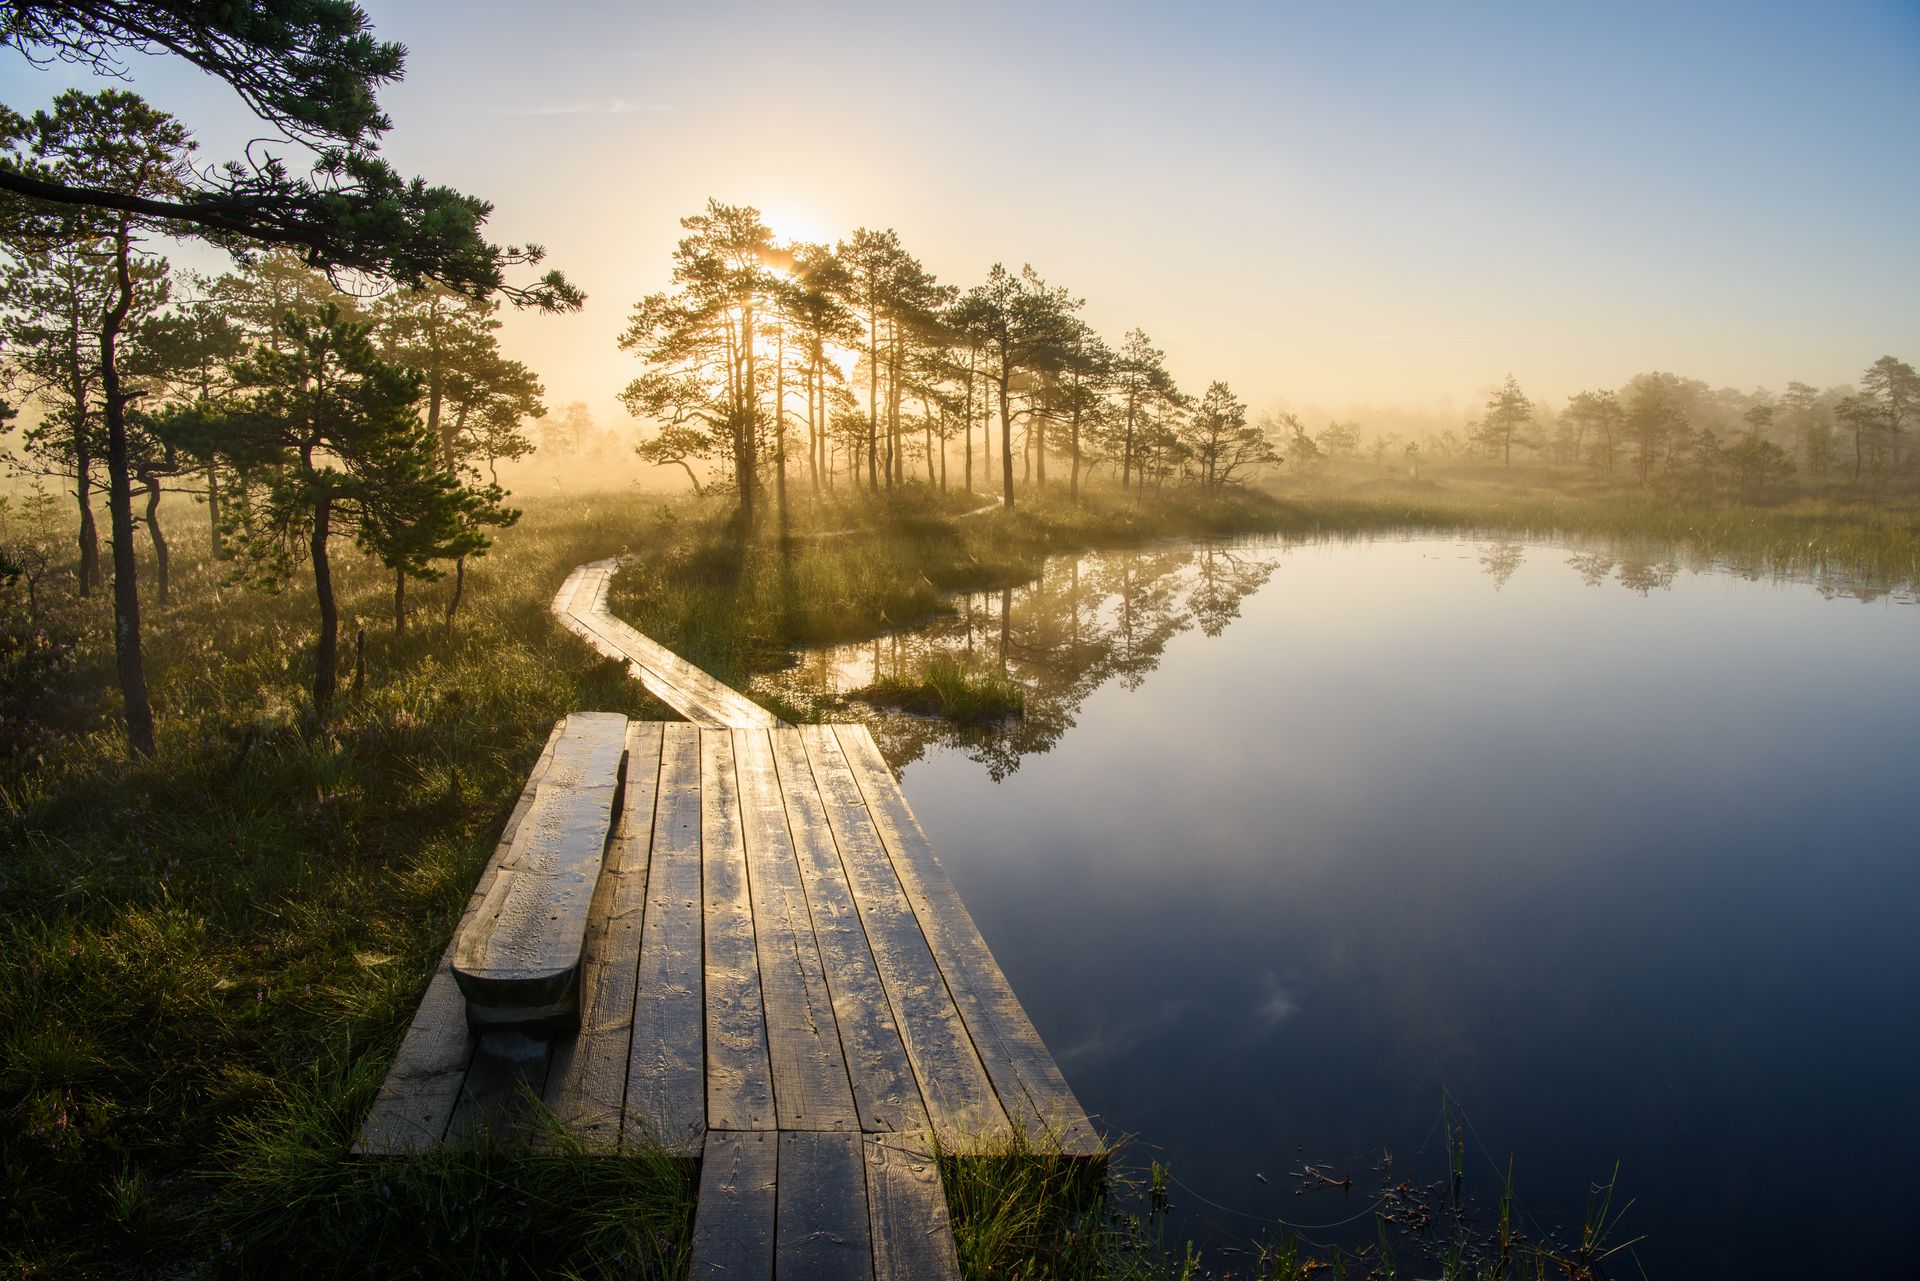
[1303,362,1919,497]
[621,200,1282,516]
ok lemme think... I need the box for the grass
[604,483,1300,691]
[1271,465,1920,591]
[859,654,1026,724]
[3,468,1898,1277]
[1,491,685,1278]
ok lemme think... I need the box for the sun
[756,200,838,249]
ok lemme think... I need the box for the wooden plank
[769,729,929,1136]
[776,1131,874,1281]
[444,1030,554,1147]
[865,1135,961,1281]
[452,711,629,1028]
[566,610,739,727]
[701,729,775,1130]
[625,722,706,1155]
[354,723,568,1154]
[834,725,1103,1157]
[549,559,783,729]
[543,722,665,1147]
[568,607,777,729]
[689,1130,777,1279]
[732,729,859,1131]
[799,725,1008,1147]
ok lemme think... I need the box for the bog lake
[755,530,1920,1278]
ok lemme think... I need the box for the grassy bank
[5,473,1898,1277]
[1272,467,1920,590]
[1,493,692,1278]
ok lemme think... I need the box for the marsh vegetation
[2,5,1916,1278]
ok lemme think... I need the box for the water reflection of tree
[754,542,1279,779]
[1477,542,1524,590]
[1564,551,1679,594]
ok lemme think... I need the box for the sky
[4,0,1918,429]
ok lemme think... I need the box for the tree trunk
[740,302,758,517]
[445,556,466,628]
[998,373,1015,511]
[141,471,169,605]
[312,492,337,718]
[75,455,99,596]
[101,222,155,757]
[866,310,880,490]
[774,328,788,524]
[206,452,223,559]
[394,567,407,634]
[1070,407,1081,503]
[962,360,974,495]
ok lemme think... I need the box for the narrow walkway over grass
[358,563,1102,1279]
[553,558,783,729]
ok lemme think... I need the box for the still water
[757,533,1920,1279]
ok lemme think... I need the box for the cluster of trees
[1332,361,1920,494]
[1286,359,1920,497]
[621,202,1282,516]
[0,3,575,757]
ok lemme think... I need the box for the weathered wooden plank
[625,722,706,1155]
[701,729,775,1130]
[444,1030,554,1147]
[776,1131,874,1281]
[732,729,860,1131]
[834,725,1102,1157]
[567,606,777,729]
[354,723,568,1154]
[550,558,783,729]
[689,1130,777,1279]
[542,722,664,1146]
[452,711,629,1030]
[865,1135,961,1281]
[769,729,928,1136]
[799,725,1008,1147]
[565,610,740,727]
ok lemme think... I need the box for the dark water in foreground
[757,533,1920,1278]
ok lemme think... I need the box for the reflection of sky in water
[775,534,1920,1278]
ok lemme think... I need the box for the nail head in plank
[777,1131,874,1281]
[690,1130,777,1279]
[865,1135,961,1281]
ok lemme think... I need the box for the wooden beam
[625,723,706,1155]
[701,729,775,1130]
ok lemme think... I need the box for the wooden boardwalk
[359,558,1101,1279]
[553,558,783,729]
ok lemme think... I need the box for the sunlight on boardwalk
[358,571,1100,1279]
[552,558,784,729]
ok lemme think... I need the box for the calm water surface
[758,533,1920,1278]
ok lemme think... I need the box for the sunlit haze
[4,1,1915,429]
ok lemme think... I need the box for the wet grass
[859,654,1026,724]
[605,482,1295,689]
[1277,468,1920,591]
[2,472,1884,1277]
[0,492,684,1278]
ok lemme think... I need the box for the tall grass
[1,491,682,1278]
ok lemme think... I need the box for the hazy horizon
[4,0,1914,429]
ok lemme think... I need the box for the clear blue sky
[5,0,1917,424]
